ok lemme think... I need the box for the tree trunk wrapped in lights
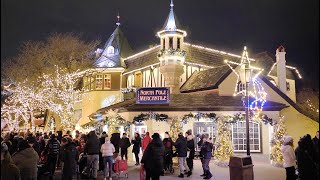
[270,116,287,167]
[214,117,234,167]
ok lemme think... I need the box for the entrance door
[193,122,217,151]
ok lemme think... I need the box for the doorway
[193,122,217,151]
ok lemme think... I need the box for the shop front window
[232,121,261,152]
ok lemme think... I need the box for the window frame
[96,74,103,90]
[104,74,112,90]
[231,121,261,153]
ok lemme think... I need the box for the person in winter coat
[295,134,318,180]
[131,133,141,165]
[101,137,115,180]
[186,130,195,176]
[142,132,152,153]
[84,131,101,179]
[61,137,79,180]
[200,134,214,180]
[44,134,60,180]
[312,131,319,164]
[141,133,165,180]
[281,136,296,180]
[174,132,190,178]
[26,134,40,155]
[12,139,39,180]
[162,132,173,171]
[99,132,107,171]
[110,132,121,155]
[119,133,131,160]
[38,136,46,154]
[1,143,20,180]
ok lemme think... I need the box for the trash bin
[229,156,254,180]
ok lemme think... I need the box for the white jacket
[100,141,115,157]
[281,145,296,168]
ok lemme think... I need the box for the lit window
[96,74,103,89]
[232,121,261,152]
[104,74,111,89]
[107,46,115,54]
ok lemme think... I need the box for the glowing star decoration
[225,46,267,121]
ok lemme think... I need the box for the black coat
[174,136,187,157]
[62,142,78,177]
[186,137,195,159]
[131,137,141,154]
[119,137,131,149]
[84,136,100,155]
[110,133,121,153]
[295,137,318,180]
[141,138,165,175]
[312,137,319,164]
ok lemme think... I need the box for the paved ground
[52,153,285,180]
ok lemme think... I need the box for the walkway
[53,154,285,180]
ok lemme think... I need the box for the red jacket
[141,135,152,151]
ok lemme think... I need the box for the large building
[69,1,317,158]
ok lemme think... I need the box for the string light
[270,116,287,167]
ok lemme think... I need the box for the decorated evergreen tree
[169,117,183,142]
[214,117,233,167]
[270,116,287,167]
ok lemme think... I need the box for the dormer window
[169,37,173,49]
[107,46,115,55]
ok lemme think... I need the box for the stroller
[78,153,91,179]
[164,150,174,174]
[37,151,51,179]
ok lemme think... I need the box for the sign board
[136,87,170,104]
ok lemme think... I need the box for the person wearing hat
[141,133,165,180]
[100,137,115,180]
[174,132,190,178]
[185,130,195,177]
[1,143,20,180]
[12,139,39,180]
[281,136,296,180]
[163,131,174,172]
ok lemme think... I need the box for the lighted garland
[181,112,217,124]
[132,112,169,124]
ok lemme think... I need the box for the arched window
[232,121,261,152]
[107,46,115,54]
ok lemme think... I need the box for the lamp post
[239,47,252,156]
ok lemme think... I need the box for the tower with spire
[95,13,132,68]
[157,0,187,94]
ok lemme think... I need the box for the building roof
[180,65,235,93]
[89,93,287,118]
[95,26,133,68]
[124,43,242,73]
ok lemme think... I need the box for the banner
[136,87,170,104]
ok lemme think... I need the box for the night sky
[1,0,319,88]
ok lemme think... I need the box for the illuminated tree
[214,117,233,166]
[270,116,287,167]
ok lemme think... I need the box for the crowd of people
[1,129,318,180]
[0,129,214,180]
[281,131,319,180]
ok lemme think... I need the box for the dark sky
[1,0,319,88]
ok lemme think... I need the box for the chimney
[276,46,287,94]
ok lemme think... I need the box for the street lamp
[225,46,264,157]
[238,48,252,156]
